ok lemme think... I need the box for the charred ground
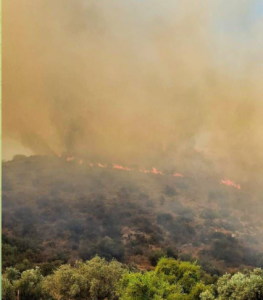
[2,155,263,276]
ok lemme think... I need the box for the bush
[157,213,173,224]
[164,185,177,197]
[210,234,242,266]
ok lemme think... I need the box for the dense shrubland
[3,155,263,276]
[3,256,263,300]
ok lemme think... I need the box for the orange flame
[151,167,163,175]
[66,156,75,162]
[173,172,183,177]
[98,163,107,168]
[60,155,240,191]
[113,164,132,171]
[139,167,162,175]
[220,179,241,189]
[139,169,151,174]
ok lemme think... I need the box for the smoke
[3,0,263,182]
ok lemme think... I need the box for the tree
[79,237,125,262]
[149,250,166,266]
[188,282,212,300]
[200,289,216,300]
[2,244,19,269]
[43,264,87,300]
[155,258,201,293]
[43,256,127,300]
[118,258,211,300]
[5,267,21,282]
[13,268,45,300]
[2,278,16,300]
[118,271,182,300]
[97,237,124,261]
[200,268,263,300]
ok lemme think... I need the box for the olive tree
[43,256,127,300]
[200,268,263,300]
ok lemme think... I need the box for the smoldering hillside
[3,0,263,184]
[3,154,263,274]
[3,0,263,276]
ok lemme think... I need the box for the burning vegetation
[3,0,263,188]
[63,154,240,190]
[2,1,263,298]
[220,179,241,190]
[3,155,263,277]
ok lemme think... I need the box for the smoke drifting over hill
[3,0,263,182]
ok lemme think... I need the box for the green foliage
[149,250,167,266]
[43,256,127,300]
[13,268,45,300]
[2,278,16,300]
[149,249,178,267]
[43,264,87,300]
[5,267,21,282]
[188,282,212,300]
[200,289,216,300]
[4,255,263,300]
[118,271,182,300]
[2,244,19,269]
[119,258,210,300]
[156,258,201,293]
[200,268,263,300]
[217,269,263,300]
[79,237,125,262]
[40,261,63,276]
[15,259,34,273]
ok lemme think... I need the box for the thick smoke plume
[3,0,263,182]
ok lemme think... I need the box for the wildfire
[113,164,132,171]
[63,156,182,179]
[60,154,241,191]
[139,169,151,174]
[220,179,241,189]
[66,156,75,162]
[152,167,163,175]
[139,167,162,175]
[98,163,107,168]
[173,172,183,177]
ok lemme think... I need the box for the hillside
[3,154,263,275]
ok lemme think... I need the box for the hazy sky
[3,0,263,182]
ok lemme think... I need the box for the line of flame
[220,179,241,189]
[60,155,241,189]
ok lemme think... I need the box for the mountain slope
[3,155,263,275]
